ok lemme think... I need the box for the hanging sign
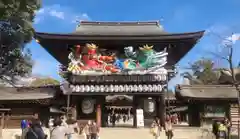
[81,99,95,114]
[144,99,155,113]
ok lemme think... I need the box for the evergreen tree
[30,77,60,86]
[0,0,41,84]
[181,59,219,85]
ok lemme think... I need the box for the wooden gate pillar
[133,95,138,128]
[159,89,166,127]
[101,96,106,127]
[0,112,4,138]
[96,96,106,127]
[156,96,160,118]
[96,104,101,127]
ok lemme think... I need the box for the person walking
[21,120,28,131]
[84,120,92,139]
[224,118,231,139]
[21,119,30,139]
[66,116,79,139]
[25,120,47,139]
[123,115,126,123]
[150,117,161,139]
[165,116,173,139]
[61,115,68,127]
[21,119,29,138]
[90,122,100,139]
[111,113,116,127]
[212,120,219,139]
[49,117,69,139]
[217,121,227,139]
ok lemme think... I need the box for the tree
[0,0,41,85]
[181,58,220,85]
[209,33,240,138]
[30,77,60,87]
[210,34,240,91]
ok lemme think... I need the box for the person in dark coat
[212,120,219,138]
[111,113,116,127]
[25,120,47,139]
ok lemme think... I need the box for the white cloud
[71,13,90,23]
[82,13,89,19]
[34,4,90,24]
[204,24,240,50]
[222,33,240,45]
[205,24,231,36]
[32,58,60,80]
[49,10,65,19]
[37,9,45,14]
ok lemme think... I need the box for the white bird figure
[124,46,137,58]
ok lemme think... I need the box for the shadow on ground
[231,135,238,139]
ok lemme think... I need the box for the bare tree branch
[210,32,240,138]
[207,51,229,61]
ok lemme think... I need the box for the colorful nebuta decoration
[67,45,84,74]
[68,44,119,74]
[67,43,168,75]
[118,45,168,73]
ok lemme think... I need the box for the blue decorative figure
[113,58,125,70]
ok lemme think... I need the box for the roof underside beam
[39,39,198,66]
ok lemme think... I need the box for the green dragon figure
[123,45,168,72]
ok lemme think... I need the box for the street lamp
[60,81,72,114]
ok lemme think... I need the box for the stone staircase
[230,104,240,131]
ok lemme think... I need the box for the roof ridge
[79,21,160,26]
[0,85,59,89]
[178,84,235,89]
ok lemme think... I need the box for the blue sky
[28,0,240,88]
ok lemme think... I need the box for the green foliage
[30,78,60,86]
[181,59,220,85]
[191,59,219,84]
[0,0,41,84]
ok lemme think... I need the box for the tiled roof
[0,86,57,100]
[175,85,238,99]
[74,21,166,36]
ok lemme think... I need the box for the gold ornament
[86,43,98,49]
[139,44,153,51]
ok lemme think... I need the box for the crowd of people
[20,113,100,139]
[21,113,48,139]
[19,111,232,139]
[105,113,132,127]
[149,116,231,139]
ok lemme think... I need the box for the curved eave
[35,31,205,41]
[34,31,204,66]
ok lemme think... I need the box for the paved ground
[2,127,205,139]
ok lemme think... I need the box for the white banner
[136,109,144,127]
